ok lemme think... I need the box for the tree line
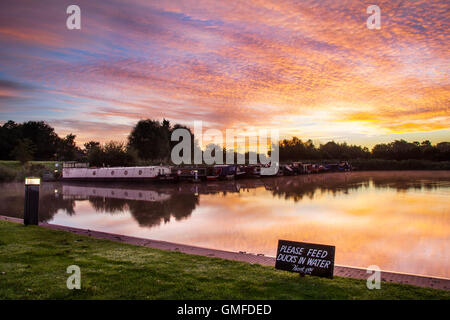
[0,121,78,163]
[279,138,450,162]
[0,119,449,165]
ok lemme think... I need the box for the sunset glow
[0,0,448,146]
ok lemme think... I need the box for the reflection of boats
[62,185,171,202]
[2,172,443,227]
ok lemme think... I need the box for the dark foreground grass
[0,220,448,300]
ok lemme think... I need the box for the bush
[86,141,138,167]
[14,164,48,182]
[0,165,17,182]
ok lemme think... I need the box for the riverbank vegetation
[0,161,61,182]
[1,119,449,169]
[0,220,448,300]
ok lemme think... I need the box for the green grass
[0,161,60,182]
[0,221,448,300]
[0,160,58,170]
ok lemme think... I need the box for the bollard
[24,177,40,226]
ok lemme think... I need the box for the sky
[0,0,449,147]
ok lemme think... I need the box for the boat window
[138,170,142,175]
[92,171,96,176]
[124,170,128,175]
[111,171,115,175]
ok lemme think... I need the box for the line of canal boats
[59,161,352,182]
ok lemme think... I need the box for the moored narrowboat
[214,164,237,180]
[62,164,171,181]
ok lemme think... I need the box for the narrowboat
[339,161,351,171]
[235,166,247,179]
[302,163,313,174]
[281,164,295,176]
[62,164,171,181]
[214,164,237,180]
[291,162,304,174]
[252,165,261,178]
[206,166,220,181]
[174,166,207,182]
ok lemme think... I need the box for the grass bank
[0,220,448,300]
[0,161,60,182]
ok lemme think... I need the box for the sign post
[24,177,40,226]
[275,240,335,278]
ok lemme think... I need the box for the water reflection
[0,171,448,278]
[2,171,447,224]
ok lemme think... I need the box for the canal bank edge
[1,215,448,291]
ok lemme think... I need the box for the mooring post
[24,177,40,226]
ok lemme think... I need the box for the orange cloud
[0,0,448,144]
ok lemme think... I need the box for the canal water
[1,171,449,278]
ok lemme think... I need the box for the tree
[85,141,137,167]
[103,141,136,167]
[10,138,36,164]
[0,121,21,160]
[57,134,78,161]
[86,143,104,167]
[128,119,171,161]
[20,121,59,160]
[318,141,370,160]
[84,141,101,152]
[419,140,437,161]
[372,143,390,159]
[436,142,450,161]
[279,137,320,161]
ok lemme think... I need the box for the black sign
[275,240,335,278]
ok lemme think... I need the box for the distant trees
[0,121,81,162]
[19,121,59,160]
[10,138,36,164]
[85,141,137,167]
[56,134,78,161]
[128,119,197,162]
[279,138,370,161]
[319,141,370,160]
[279,138,319,160]
[279,137,449,162]
[0,119,449,164]
[371,140,448,161]
[436,142,450,161]
[128,119,171,161]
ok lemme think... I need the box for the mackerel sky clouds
[0,0,448,146]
